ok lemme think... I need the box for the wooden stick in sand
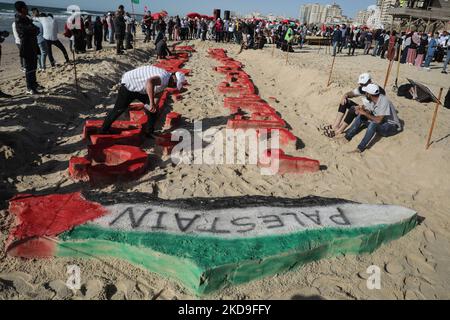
[272,40,275,57]
[72,51,79,93]
[327,54,336,87]
[383,58,394,89]
[426,88,444,150]
[286,43,290,65]
[393,46,403,90]
[130,0,137,52]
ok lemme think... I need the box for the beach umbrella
[187,12,201,19]
[407,79,439,103]
[151,13,161,20]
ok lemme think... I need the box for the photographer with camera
[0,30,12,98]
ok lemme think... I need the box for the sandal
[323,129,336,138]
[320,124,333,132]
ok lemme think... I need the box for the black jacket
[94,21,103,38]
[154,31,164,46]
[15,14,39,58]
[114,14,126,35]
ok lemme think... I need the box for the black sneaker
[0,91,12,98]
[442,70,448,74]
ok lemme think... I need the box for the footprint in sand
[0,272,35,297]
[385,261,404,275]
[423,230,436,243]
[81,279,104,299]
[47,279,74,300]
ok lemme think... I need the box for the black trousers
[73,30,86,53]
[16,44,25,68]
[348,41,356,55]
[24,55,38,90]
[125,32,133,49]
[102,84,158,134]
[86,34,93,49]
[46,40,70,65]
[94,34,102,51]
[116,33,125,54]
[338,99,358,125]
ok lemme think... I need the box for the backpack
[397,84,414,99]
[444,89,450,109]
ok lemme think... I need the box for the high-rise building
[377,0,396,27]
[299,2,344,25]
[355,9,372,26]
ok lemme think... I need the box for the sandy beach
[1,35,449,300]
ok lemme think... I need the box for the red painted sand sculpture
[69,45,193,183]
[6,192,107,258]
[208,48,320,175]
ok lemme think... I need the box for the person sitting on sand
[322,73,385,138]
[101,66,186,136]
[156,37,171,59]
[343,84,402,153]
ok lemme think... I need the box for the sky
[1,0,375,19]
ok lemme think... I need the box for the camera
[0,31,10,38]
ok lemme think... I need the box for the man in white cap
[101,65,186,135]
[323,73,386,138]
[344,83,402,153]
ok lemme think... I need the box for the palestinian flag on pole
[6,192,418,295]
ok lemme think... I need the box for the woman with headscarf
[401,32,411,63]
[407,32,420,65]
[215,18,223,43]
[415,33,428,68]
[93,16,103,51]
[387,30,397,61]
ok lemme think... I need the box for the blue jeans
[372,43,380,56]
[109,29,115,43]
[423,51,435,68]
[345,115,400,152]
[443,49,450,72]
[37,41,48,70]
[332,41,339,56]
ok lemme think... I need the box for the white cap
[358,73,372,85]
[175,72,186,91]
[362,83,380,95]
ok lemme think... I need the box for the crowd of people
[327,25,450,74]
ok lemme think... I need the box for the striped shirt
[121,66,172,94]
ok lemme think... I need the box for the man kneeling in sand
[322,73,385,138]
[101,65,185,136]
[343,84,402,153]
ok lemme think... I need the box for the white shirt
[121,66,172,94]
[439,35,449,48]
[38,17,58,41]
[372,95,402,130]
[12,22,20,45]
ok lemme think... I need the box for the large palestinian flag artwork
[6,192,418,295]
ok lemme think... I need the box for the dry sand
[0,36,449,300]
